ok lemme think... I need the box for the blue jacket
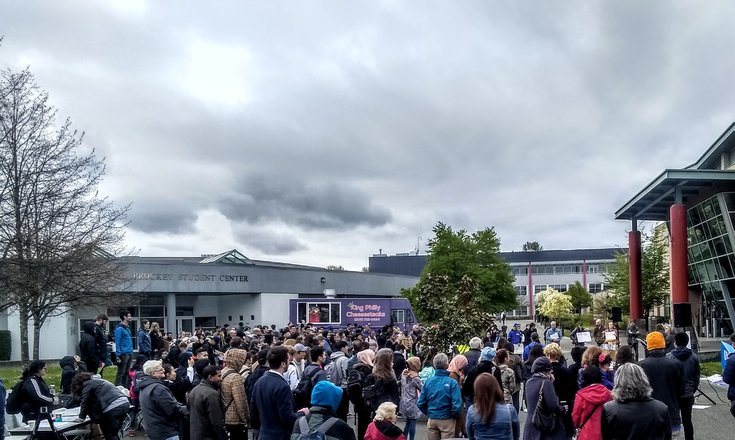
[466,402,520,440]
[417,369,462,420]
[523,341,544,361]
[115,323,132,355]
[723,351,735,401]
[253,371,305,440]
[508,330,523,345]
[137,328,151,353]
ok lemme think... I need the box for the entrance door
[176,317,194,336]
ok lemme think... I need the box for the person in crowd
[290,381,355,440]
[138,360,189,440]
[464,337,483,372]
[544,343,575,438]
[666,331,700,440]
[80,321,103,374]
[493,349,519,407]
[723,333,735,418]
[447,354,468,437]
[188,365,227,440]
[614,345,636,369]
[577,346,613,390]
[246,349,271,404]
[640,330,684,439]
[522,323,536,348]
[365,349,400,413]
[569,322,585,346]
[603,321,619,354]
[0,377,5,440]
[221,348,249,440]
[544,322,562,345]
[18,360,58,423]
[162,363,190,407]
[466,372,519,440]
[127,355,148,436]
[501,342,523,412]
[94,314,109,375]
[392,343,408,380]
[419,348,437,384]
[347,341,363,371]
[304,346,329,384]
[173,352,194,403]
[400,357,423,440]
[417,353,462,440]
[150,322,164,359]
[567,346,585,386]
[349,348,376,439]
[290,343,308,385]
[572,366,612,440]
[115,311,134,387]
[465,347,496,410]
[522,344,544,385]
[138,319,152,359]
[593,319,605,346]
[59,355,86,395]
[508,323,524,350]
[598,353,615,391]
[365,402,406,440]
[522,357,567,440]
[328,340,351,421]
[252,346,309,440]
[627,320,640,361]
[523,333,543,361]
[71,372,129,440]
[601,362,671,440]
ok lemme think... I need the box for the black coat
[78,378,127,421]
[640,350,684,427]
[465,360,495,401]
[522,375,566,440]
[601,398,671,440]
[365,373,400,412]
[188,380,227,440]
[139,375,189,440]
[80,322,99,370]
[464,348,482,374]
[19,375,54,423]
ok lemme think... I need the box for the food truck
[289,297,417,331]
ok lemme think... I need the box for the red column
[629,231,643,320]
[670,204,689,304]
[528,263,533,317]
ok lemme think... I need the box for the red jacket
[572,383,612,440]
[365,420,406,440]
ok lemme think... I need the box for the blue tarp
[722,341,735,371]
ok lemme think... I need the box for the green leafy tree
[566,281,593,315]
[403,222,516,350]
[539,290,574,324]
[604,228,669,327]
[522,241,543,251]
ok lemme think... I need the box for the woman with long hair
[366,350,400,410]
[577,346,614,390]
[71,372,129,440]
[18,360,58,423]
[466,373,519,440]
[400,357,422,440]
[448,354,468,437]
[149,322,164,359]
[354,349,377,440]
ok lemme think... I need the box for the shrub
[0,330,11,361]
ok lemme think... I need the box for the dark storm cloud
[233,226,307,255]
[129,201,198,234]
[218,175,392,230]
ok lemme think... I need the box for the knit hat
[481,346,496,362]
[531,356,552,373]
[646,331,666,350]
[310,380,343,411]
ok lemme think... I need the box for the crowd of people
[2,311,735,440]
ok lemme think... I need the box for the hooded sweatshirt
[572,383,612,440]
[290,381,356,440]
[329,350,349,388]
[666,346,700,397]
[221,348,249,426]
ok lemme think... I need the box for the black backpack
[293,366,319,408]
[296,416,339,440]
[346,368,366,406]
[5,379,26,414]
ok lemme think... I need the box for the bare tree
[0,67,133,361]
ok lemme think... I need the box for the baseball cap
[294,343,308,353]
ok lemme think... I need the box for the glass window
[534,285,546,294]
[297,303,307,323]
[176,306,194,316]
[703,200,715,219]
[588,283,603,294]
[688,206,701,226]
[195,317,216,330]
[515,286,527,296]
[303,302,341,324]
[587,265,599,274]
[391,310,405,324]
[718,256,734,279]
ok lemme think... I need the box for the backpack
[5,379,27,414]
[361,376,380,411]
[293,366,319,408]
[346,368,366,406]
[296,416,339,440]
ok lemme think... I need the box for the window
[391,310,405,324]
[296,302,342,325]
[587,265,599,274]
[515,304,529,316]
[195,317,217,330]
[588,283,603,294]
[512,266,528,276]
[515,286,527,296]
[548,284,568,292]
[534,285,546,294]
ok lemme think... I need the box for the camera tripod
[30,407,62,440]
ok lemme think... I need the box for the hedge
[0,330,10,361]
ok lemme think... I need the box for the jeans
[679,396,694,440]
[403,418,417,440]
[98,404,128,440]
[114,354,132,387]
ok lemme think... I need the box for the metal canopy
[199,249,253,265]
[615,169,735,221]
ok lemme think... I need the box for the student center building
[0,250,419,362]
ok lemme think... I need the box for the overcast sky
[2,1,735,270]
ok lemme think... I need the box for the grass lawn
[0,364,118,388]
[701,361,723,376]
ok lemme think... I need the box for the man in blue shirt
[417,353,462,439]
[508,323,524,345]
[114,310,133,387]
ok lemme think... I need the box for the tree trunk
[33,316,42,360]
[18,302,30,363]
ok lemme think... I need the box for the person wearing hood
[221,348,249,440]
[59,355,86,395]
[138,360,189,440]
[80,321,102,374]
[464,347,496,409]
[522,357,566,440]
[290,381,356,440]
[366,402,406,440]
[640,331,684,439]
[188,365,228,440]
[572,366,612,440]
[400,357,423,440]
[328,340,351,421]
[666,332,700,440]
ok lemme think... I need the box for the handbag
[531,380,556,432]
